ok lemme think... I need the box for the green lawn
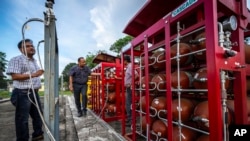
[0,90,73,99]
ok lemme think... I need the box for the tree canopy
[109,35,133,56]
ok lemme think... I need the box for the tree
[0,52,7,75]
[61,62,77,87]
[0,52,8,89]
[109,35,133,56]
[85,52,97,69]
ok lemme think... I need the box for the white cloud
[2,0,146,75]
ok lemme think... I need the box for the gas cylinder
[171,43,193,66]
[152,119,168,138]
[245,43,250,64]
[171,71,193,89]
[151,73,166,91]
[141,115,156,131]
[106,104,116,114]
[191,32,206,61]
[105,84,115,92]
[172,98,195,122]
[247,77,250,92]
[140,95,155,113]
[173,126,197,141]
[141,74,154,89]
[193,67,229,90]
[227,98,250,116]
[151,50,165,70]
[193,100,233,131]
[107,92,116,103]
[196,135,210,141]
[151,96,167,118]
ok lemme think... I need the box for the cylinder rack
[122,0,250,141]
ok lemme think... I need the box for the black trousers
[73,83,88,113]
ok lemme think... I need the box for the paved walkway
[0,95,127,141]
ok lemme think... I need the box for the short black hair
[124,55,131,63]
[78,57,84,62]
[17,39,33,49]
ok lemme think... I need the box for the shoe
[77,112,82,117]
[32,135,43,141]
[83,111,87,116]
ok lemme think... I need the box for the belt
[15,88,39,93]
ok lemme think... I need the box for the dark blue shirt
[69,65,91,85]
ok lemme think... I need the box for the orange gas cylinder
[105,84,115,92]
[172,98,195,122]
[245,43,250,64]
[173,126,197,141]
[193,101,209,131]
[247,77,250,92]
[152,119,168,138]
[141,115,156,131]
[193,67,207,89]
[141,74,154,89]
[227,98,250,116]
[171,71,193,89]
[106,104,116,114]
[191,32,206,61]
[193,100,233,131]
[171,43,193,66]
[151,96,167,118]
[107,92,116,103]
[193,68,230,90]
[151,73,166,91]
[140,95,155,113]
[196,135,209,141]
[151,50,165,70]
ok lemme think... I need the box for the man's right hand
[69,85,73,92]
[32,70,44,77]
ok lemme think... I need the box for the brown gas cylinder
[107,92,116,103]
[191,32,206,61]
[247,77,250,92]
[151,73,166,91]
[151,96,167,118]
[173,126,197,141]
[172,98,195,122]
[193,67,207,89]
[193,68,230,90]
[140,95,155,113]
[151,50,165,70]
[196,135,210,141]
[105,84,115,92]
[171,71,193,89]
[141,74,154,89]
[106,104,116,114]
[245,43,250,64]
[171,43,193,66]
[193,100,233,131]
[193,101,209,131]
[152,119,168,138]
[141,115,156,131]
[227,98,250,116]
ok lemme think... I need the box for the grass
[0,90,73,99]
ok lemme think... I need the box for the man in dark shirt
[69,57,99,117]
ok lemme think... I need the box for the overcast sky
[0,0,146,75]
[1,0,250,76]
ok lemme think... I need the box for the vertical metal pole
[44,1,59,141]
[61,74,64,91]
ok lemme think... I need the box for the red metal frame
[122,0,250,141]
[90,59,126,134]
